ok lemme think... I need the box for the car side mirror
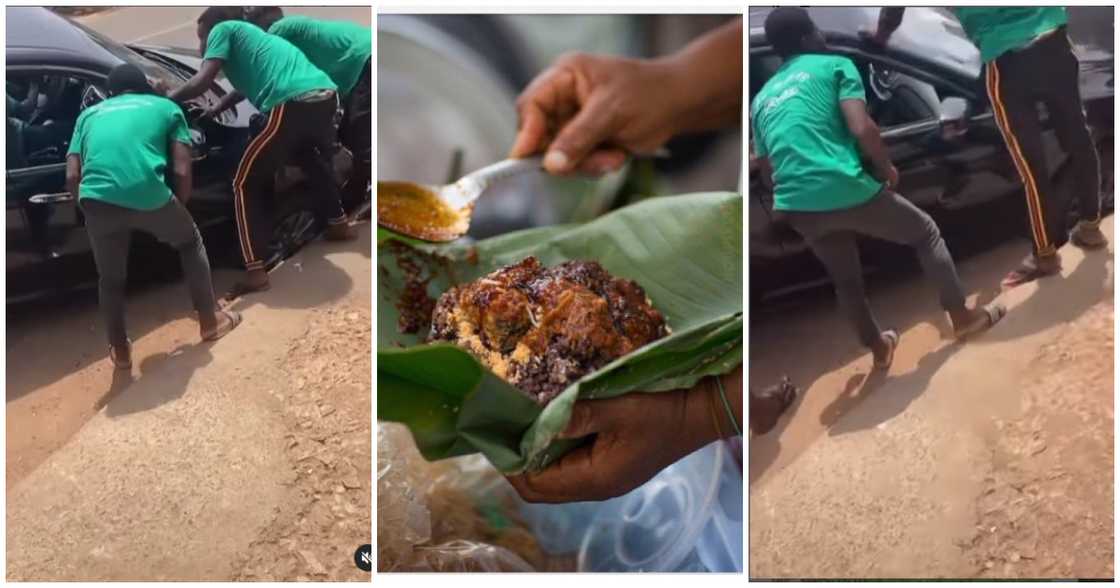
[939,97,969,139]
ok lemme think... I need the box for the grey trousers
[82,197,217,348]
[785,190,968,349]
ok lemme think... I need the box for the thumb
[509,101,548,159]
[559,399,611,439]
[544,93,616,174]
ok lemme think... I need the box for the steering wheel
[868,63,899,102]
[80,84,107,111]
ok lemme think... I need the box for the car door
[6,69,103,302]
[838,47,1025,212]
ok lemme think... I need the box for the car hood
[127,43,260,125]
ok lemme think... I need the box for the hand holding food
[507,366,742,503]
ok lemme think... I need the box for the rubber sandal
[202,310,243,342]
[1071,225,1109,251]
[109,343,132,370]
[224,280,271,301]
[750,377,798,436]
[873,329,899,370]
[1001,257,1060,289]
[954,303,1007,340]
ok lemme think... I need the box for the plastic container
[518,439,744,572]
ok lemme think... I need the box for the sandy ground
[749,220,1114,579]
[6,225,372,581]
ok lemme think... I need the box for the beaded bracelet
[715,376,742,437]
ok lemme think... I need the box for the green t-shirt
[751,54,882,212]
[67,93,191,211]
[204,20,336,113]
[268,16,371,96]
[953,7,1068,63]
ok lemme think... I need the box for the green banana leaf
[377,192,743,473]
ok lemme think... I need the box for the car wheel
[1099,136,1113,213]
[265,200,322,269]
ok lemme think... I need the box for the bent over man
[67,64,240,369]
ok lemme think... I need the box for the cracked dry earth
[963,301,1113,579]
[235,304,372,581]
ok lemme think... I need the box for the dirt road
[6,225,372,581]
[749,221,1114,579]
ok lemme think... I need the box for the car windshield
[67,18,182,84]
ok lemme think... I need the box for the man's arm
[65,154,81,200]
[166,59,224,103]
[659,17,744,133]
[169,141,193,205]
[205,89,245,118]
[868,8,906,46]
[840,99,897,188]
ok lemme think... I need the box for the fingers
[506,444,598,503]
[559,397,623,439]
[509,100,549,159]
[574,148,628,175]
[510,66,577,159]
[544,92,617,174]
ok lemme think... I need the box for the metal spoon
[377,156,543,242]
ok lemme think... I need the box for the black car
[749,7,1114,301]
[6,7,361,304]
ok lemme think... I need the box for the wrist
[639,57,692,138]
[683,370,744,449]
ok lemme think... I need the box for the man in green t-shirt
[66,64,241,369]
[752,8,1004,369]
[162,7,355,298]
[869,8,1107,287]
[243,7,370,210]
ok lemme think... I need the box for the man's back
[268,16,371,95]
[952,7,1068,63]
[204,20,335,113]
[68,94,189,210]
[751,53,881,212]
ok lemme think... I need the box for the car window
[856,59,941,128]
[749,54,782,102]
[6,71,101,170]
[751,47,962,132]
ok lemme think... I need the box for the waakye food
[429,256,669,404]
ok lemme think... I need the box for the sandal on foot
[109,343,132,370]
[750,377,799,436]
[202,310,243,342]
[873,329,899,371]
[954,303,1007,340]
[1001,257,1060,288]
[325,223,357,241]
[224,280,271,301]
[1071,223,1109,250]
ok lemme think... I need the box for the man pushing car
[867,7,1108,287]
[160,6,355,298]
[242,6,371,212]
[67,64,241,369]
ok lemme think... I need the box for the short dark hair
[197,6,241,31]
[765,7,817,58]
[107,64,153,96]
[243,6,284,24]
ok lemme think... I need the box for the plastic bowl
[518,438,743,572]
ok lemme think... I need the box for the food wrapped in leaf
[378,192,743,473]
[430,257,669,404]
